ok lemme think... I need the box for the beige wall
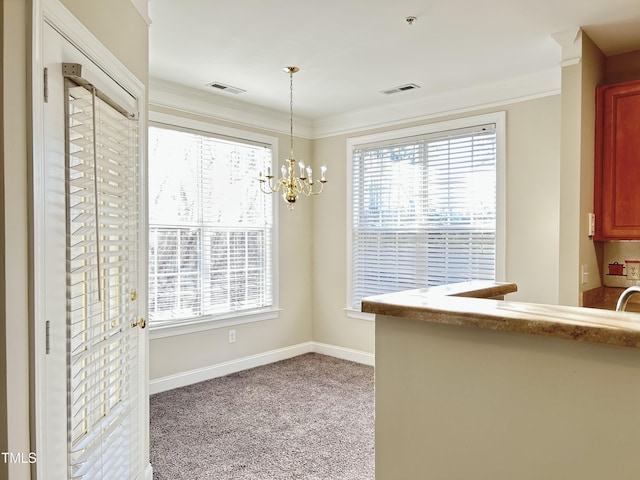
[312,95,562,353]
[375,312,640,480]
[59,0,149,85]
[148,106,315,380]
[3,1,31,479]
[504,97,562,304]
[4,3,633,475]
[1,0,9,476]
[558,62,582,305]
[0,2,6,475]
[578,35,605,295]
[559,32,606,306]
[605,49,640,84]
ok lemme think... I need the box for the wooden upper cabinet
[594,79,640,240]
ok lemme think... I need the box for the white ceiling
[149,0,640,122]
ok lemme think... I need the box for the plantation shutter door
[65,77,140,479]
[352,124,496,309]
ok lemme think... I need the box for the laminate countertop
[361,281,640,349]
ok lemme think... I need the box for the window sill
[344,307,375,322]
[149,308,281,340]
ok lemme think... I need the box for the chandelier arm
[256,66,327,208]
[309,181,326,196]
[259,181,275,194]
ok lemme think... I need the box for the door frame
[30,1,150,478]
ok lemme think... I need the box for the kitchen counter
[362,281,640,349]
[583,285,640,312]
[367,281,640,480]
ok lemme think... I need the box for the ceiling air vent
[381,83,421,95]
[205,81,246,95]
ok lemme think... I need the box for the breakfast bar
[362,282,640,480]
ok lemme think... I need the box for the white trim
[494,112,507,282]
[551,28,583,68]
[344,307,375,322]
[149,342,315,394]
[149,69,559,140]
[345,112,507,308]
[32,1,149,478]
[313,68,558,138]
[149,342,375,394]
[149,309,281,339]
[42,0,144,102]
[150,77,315,139]
[145,463,153,480]
[147,111,280,338]
[128,0,152,26]
[346,111,506,147]
[312,342,375,366]
[559,58,582,68]
[149,110,280,147]
[31,0,48,472]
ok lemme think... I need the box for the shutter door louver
[352,125,497,309]
[66,82,139,479]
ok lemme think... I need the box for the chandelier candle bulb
[321,165,327,182]
[257,66,327,208]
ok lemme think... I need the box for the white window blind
[351,124,497,309]
[66,82,140,479]
[148,125,273,325]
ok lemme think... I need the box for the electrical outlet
[228,329,236,343]
[626,261,640,280]
[581,265,589,284]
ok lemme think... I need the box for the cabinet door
[595,79,640,240]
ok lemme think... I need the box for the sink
[615,285,640,311]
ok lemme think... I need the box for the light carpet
[150,353,375,479]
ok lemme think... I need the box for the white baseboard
[312,342,375,366]
[149,342,314,394]
[149,341,374,394]
[144,463,153,480]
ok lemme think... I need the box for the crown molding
[128,0,152,25]
[149,77,314,138]
[150,68,560,140]
[310,67,561,138]
[551,28,583,67]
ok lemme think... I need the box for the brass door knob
[131,318,146,329]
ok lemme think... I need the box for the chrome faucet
[615,285,640,311]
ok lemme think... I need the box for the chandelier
[258,66,326,209]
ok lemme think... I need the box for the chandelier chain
[289,69,294,157]
[257,66,327,209]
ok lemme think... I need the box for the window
[348,113,505,311]
[148,121,276,328]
